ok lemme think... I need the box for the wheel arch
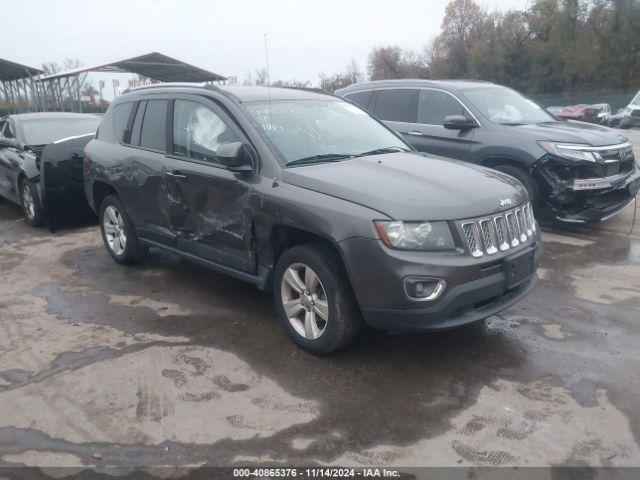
[268,224,353,292]
[92,181,119,213]
[481,156,532,173]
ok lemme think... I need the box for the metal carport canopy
[0,58,44,81]
[36,52,226,83]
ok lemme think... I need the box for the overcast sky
[3,0,529,95]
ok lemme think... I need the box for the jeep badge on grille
[499,198,512,208]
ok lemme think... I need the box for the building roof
[0,58,44,81]
[37,52,226,83]
[8,112,100,121]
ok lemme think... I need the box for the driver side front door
[163,97,257,274]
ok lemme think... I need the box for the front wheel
[99,195,147,265]
[274,244,361,354]
[20,178,44,227]
[494,164,539,209]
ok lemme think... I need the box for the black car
[83,84,540,353]
[0,112,101,226]
[336,80,640,224]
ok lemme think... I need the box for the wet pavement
[0,130,639,470]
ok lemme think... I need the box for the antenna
[264,33,273,126]
[264,33,271,86]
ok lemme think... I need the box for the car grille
[460,204,536,258]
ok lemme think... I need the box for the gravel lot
[0,129,639,470]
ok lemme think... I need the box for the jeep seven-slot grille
[460,204,536,258]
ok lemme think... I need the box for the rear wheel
[99,195,147,264]
[20,178,44,227]
[274,244,361,354]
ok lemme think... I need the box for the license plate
[504,250,535,289]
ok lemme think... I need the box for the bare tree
[319,58,365,92]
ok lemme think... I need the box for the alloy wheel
[103,205,127,256]
[22,184,35,219]
[280,262,329,340]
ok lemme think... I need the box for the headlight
[375,221,455,251]
[623,108,632,117]
[537,141,599,162]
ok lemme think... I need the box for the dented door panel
[164,156,257,274]
[119,147,176,247]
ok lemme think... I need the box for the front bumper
[340,237,541,332]
[536,159,640,224]
[620,116,640,128]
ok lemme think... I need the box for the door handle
[407,130,424,136]
[166,171,187,179]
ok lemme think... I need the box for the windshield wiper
[354,146,411,157]
[286,153,353,167]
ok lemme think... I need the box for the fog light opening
[404,277,446,301]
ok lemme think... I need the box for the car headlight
[375,221,455,251]
[537,141,599,162]
[623,108,632,117]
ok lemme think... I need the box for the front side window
[172,100,240,162]
[417,90,470,125]
[372,89,417,122]
[21,117,100,145]
[139,100,167,151]
[463,86,554,125]
[245,99,409,165]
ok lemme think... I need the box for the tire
[494,164,539,208]
[99,194,147,265]
[20,178,44,227]
[274,244,361,354]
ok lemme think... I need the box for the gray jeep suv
[83,84,540,353]
[337,80,640,224]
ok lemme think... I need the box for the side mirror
[217,142,254,173]
[443,115,477,130]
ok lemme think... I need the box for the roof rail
[122,82,220,95]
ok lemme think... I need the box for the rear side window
[372,89,417,122]
[345,91,373,110]
[417,90,470,125]
[113,102,134,142]
[129,101,147,146]
[140,100,167,152]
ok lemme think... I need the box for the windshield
[631,92,640,106]
[463,86,554,125]
[244,100,409,165]
[21,117,100,145]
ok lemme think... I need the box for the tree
[429,0,487,78]
[319,58,365,92]
[425,0,640,95]
[368,47,427,80]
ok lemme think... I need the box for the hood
[282,152,527,221]
[511,120,628,147]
